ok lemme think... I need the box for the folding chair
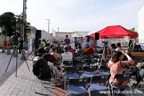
[66,77,91,96]
[85,54,94,65]
[64,66,82,90]
[89,75,110,96]
[63,61,74,67]
[74,56,85,67]
[34,69,55,96]
[90,58,99,65]
[65,66,82,79]
[110,73,133,96]
[82,66,98,78]
[97,65,110,76]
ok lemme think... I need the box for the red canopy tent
[90,25,138,38]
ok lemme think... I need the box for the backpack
[33,58,53,80]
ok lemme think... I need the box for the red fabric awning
[90,25,138,38]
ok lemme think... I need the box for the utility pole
[58,27,59,32]
[22,0,27,41]
[46,19,50,33]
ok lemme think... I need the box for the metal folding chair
[85,54,94,65]
[66,77,91,96]
[64,66,82,79]
[110,73,133,96]
[89,75,110,96]
[64,66,82,90]
[63,61,74,67]
[34,69,55,96]
[82,65,98,78]
[97,65,110,76]
[74,56,85,67]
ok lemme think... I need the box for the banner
[28,37,32,52]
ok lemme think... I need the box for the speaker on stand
[94,33,99,57]
[36,30,41,39]
[86,35,90,42]
[95,33,99,40]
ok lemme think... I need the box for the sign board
[28,37,32,52]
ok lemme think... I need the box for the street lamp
[46,19,50,33]
[22,0,27,41]
[58,27,59,32]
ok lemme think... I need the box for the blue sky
[0,0,144,34]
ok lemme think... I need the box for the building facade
[54,31,89,38]
[138,5,144,40]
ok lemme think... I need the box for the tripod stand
[5,47,30,77]
[99,42,111,66]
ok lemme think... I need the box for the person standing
[75,37,78,49]
[64,35,70,45]
[18,37,23,53]
[42,39,47,47]
[115,43,122,52]
[34,38,41,50]
[129,40,133,50]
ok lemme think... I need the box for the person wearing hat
[44,47,56,62]
[33,48,52,80]
[61,46,73,62]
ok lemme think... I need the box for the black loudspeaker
[36,30,41,38]
[86,36,90,42]
[95,33,99,40]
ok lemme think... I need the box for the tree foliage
[130,28,138,34]
[0,12,33,42]
[0,12,16,37]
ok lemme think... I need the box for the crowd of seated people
[33,43,95,81]
[33,41,144,91]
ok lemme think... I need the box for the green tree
[130,28,138,34]
[15,14,30,42]
[0,12,32,42]
[0,12,16,40]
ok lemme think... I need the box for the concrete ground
[0,49,143,96]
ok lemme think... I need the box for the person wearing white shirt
[61,46,73,61]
